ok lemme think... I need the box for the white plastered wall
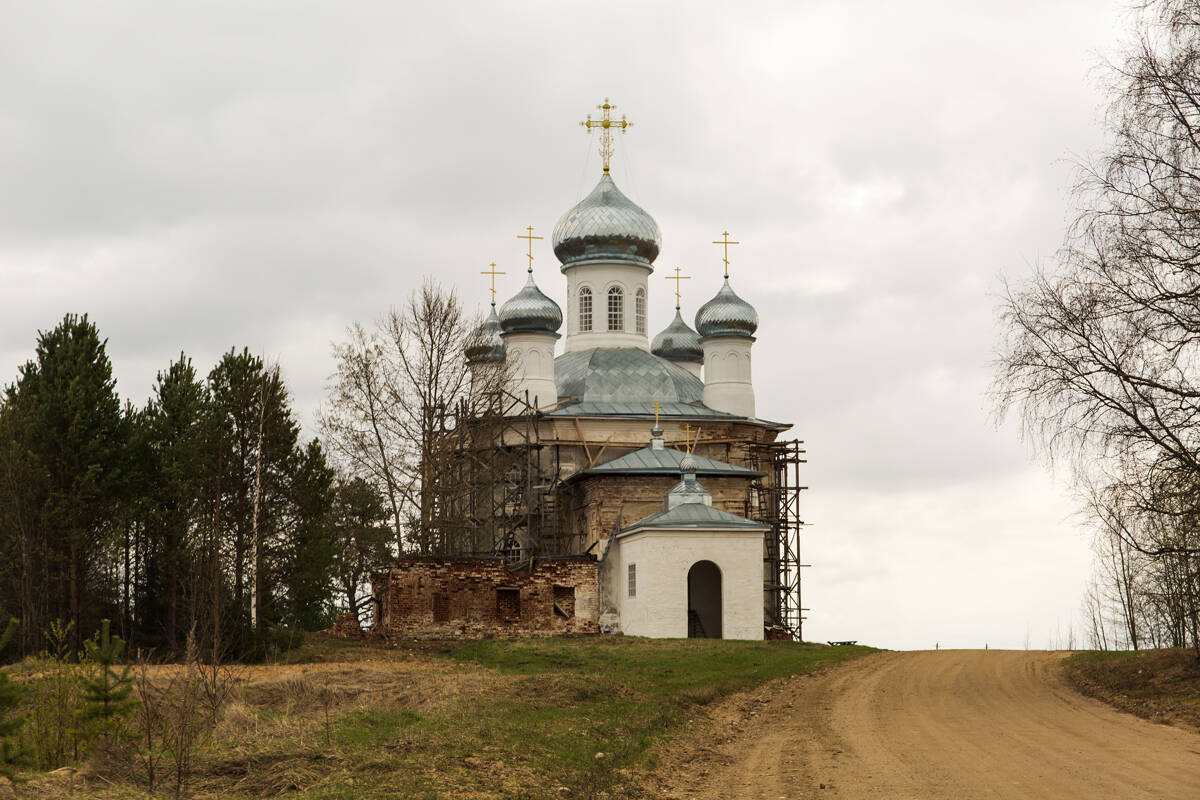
[503,331,558,408]
[702,335,755,418]
[564,261,653,352]
[611,527,764,640]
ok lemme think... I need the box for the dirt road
[645,650,1200,799]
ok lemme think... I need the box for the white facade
[702,335,756,418]
[609,527,765,640]
[563,261,653,352]
[502,331,558,408]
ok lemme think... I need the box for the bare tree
[318,324,407,552]
[994,1,1200,653]
[320,279,492,554]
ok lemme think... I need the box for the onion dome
[552,174,662,268]
[651,309,704,364]
[695,278,758,338]
[499,274,563,335]
[465,304,506,363]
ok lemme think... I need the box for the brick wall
[373,556,600,638]
[566,474,756,548]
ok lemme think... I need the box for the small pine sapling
[78,620,135,748]
[0,619,28,776]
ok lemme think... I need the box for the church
[371,100,803,641]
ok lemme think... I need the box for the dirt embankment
[642,650,1200,800]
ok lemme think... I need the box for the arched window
[608,286,624,332]
[579,287,593,332]
[635,288,646,334]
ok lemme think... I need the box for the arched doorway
[687,560,722,639]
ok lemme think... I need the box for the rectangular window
[608,288,624,331]
[496,587,520,620]
[636,289,646,333]
[553,585,575,619]
[579,289,592,332]
[627,563,637,598]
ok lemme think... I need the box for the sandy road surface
[646,650,1200,799]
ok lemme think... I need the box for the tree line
[995,0,1200,654]
[0,314,392,659]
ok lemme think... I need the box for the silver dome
[555,347,703,404]
[552,174,661,268]
[651,309,703,363]
[465,304,506,363]
[695,278,758,338]
[499,274,563,335]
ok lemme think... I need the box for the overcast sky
[0,1,1132,650]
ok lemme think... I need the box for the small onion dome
[695,278,758,338]
[465,304,506,363]
[552,173,662,268]
[679,453,698,474]
[651,309,704,364]
[498,274,563,334]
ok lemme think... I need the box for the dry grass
[6,635,873,800]
[1064,648,1200,732]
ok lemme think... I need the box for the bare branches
[319,279,481,555]
[994,0,1200,653]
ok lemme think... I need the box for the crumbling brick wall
[373,556,600,638]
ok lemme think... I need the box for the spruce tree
[78,619,134,747]
[0,618,27,775]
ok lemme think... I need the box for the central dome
[555,347,703,404]
[552,174,661,268]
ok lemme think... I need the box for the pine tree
[78,619,135,747]
[0,618,27,775]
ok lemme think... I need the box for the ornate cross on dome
[481,262,505,303]
[651,401,662,425]
[580,97,632,174]
[712,231,740,278]
[517,225,543,274]
[665,267,691,309]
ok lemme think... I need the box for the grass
[8,635,874,799]
[1063,647,1200,732]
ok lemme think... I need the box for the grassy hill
[1064,648,1200,733]
[7,635,873,799]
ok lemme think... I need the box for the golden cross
[651,401,662,426]
[712,231,740,278]
[481,262,505,303]
[517,225,543,274]
[683,423,694,453]
[580,97,632,174]
[665,267,691,309]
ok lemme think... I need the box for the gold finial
[580,97,632,174]
[517,225,543,274]
[712,231,740,278]
[651,401,662,426]
[665,267,691,310]
[683,423,695,453]
[481,262,505,304]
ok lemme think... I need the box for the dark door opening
[687,560,722,639]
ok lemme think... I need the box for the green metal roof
[573,445,763,480]
[619,502,768,533]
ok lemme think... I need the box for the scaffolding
[429,389,574,562]
[744,439,808,640]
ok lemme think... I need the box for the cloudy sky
[1,1,1132,649]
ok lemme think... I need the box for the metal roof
[555,347,704,405]
[619,502,768,533]
[574,445,762,479]
[552,174,661,268]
